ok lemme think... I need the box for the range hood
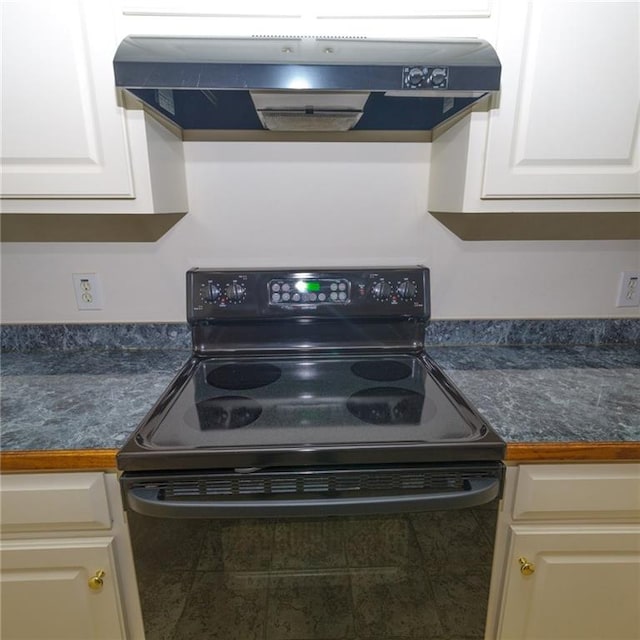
[113,36,501,139]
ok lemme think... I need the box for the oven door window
[128,504,497,640]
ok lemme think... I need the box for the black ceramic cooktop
[138,354,484,450]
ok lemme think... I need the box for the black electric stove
[118,267,504,518]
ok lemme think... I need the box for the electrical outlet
[616,271,640,307]
[72,273,104,310]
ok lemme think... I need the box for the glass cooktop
[137,354,486,451]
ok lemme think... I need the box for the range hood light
[287,76,311,90]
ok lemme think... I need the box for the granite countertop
[427,345,640,443]
[1,344,638,468]
[1,349,191,451]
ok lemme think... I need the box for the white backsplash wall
[1,141,639,323]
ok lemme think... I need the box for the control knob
[207,283,221,302]
[371,280,392,300]
[396,281,417,300]
[430,67,447,88]
[407,67,426,87]
[225,282,246,302]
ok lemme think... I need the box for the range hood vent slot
[250,91,368,131]
[256,110,364,132]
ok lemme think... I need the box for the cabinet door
[0,537,127,640]
[497,525,640,640]
[482,0,640,199]
[0,0,134,198]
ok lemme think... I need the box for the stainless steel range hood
[113,36,501,140]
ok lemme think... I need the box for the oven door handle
[126,477,500,519]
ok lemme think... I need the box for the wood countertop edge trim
[1,442,639,472]
[505,442,640,462]
[0,449,119,472]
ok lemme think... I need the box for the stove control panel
[187,267,430,322]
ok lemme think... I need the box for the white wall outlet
[616,271,640,307]
[72,273,104,310]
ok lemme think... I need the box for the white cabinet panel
[117,0,496,41]
[512,463,640,521]
[0,0,134,198]
[120,0,302,16]
[498,526,640,640]
[0,473,111,533]
[118,0,304,38]
[482,0,640,199]
[121,0,491,19]
[0,537,127,640]
[315,0,491,18]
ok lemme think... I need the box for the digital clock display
[295,281,321,293]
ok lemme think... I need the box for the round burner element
[196,396,262,430]
[351,360,412,382]
[207,363,281,390]
[347,387,425,425]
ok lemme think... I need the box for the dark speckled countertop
[428,345,639,444]
[1,342,638,454]
[1,320,639,468]
[1,349,191,451]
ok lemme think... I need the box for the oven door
[122,464,502,640]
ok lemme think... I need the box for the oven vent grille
[145,468,499,501]
[196,473,468,497]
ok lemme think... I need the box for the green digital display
[307,282,321,292]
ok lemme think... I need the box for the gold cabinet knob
[88,569,105,591]
[518,557,535,576]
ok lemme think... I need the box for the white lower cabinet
[1,537,126,640]
[0,472,144,640]
[487,464,640,640]
[498,525,640,640]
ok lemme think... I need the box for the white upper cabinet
[482,0,640,199]
[429,0,640,214]
[1,0,133,198]
[0,0,187,219]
